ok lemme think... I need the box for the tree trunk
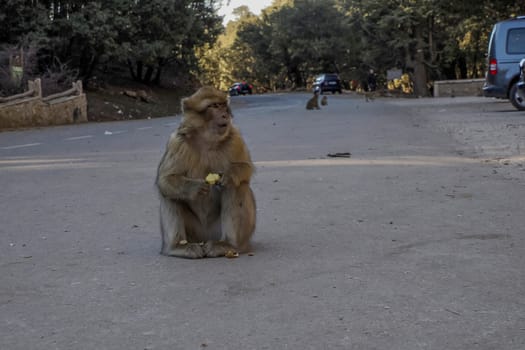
[292,65,303,88]
[127,59,137,80]
[457,56,467,79]
[136,61,143,82]
[154,64,162,85]
[85,55,99,83]
[143,65,154,84]
[411,27,429,97]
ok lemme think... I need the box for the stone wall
[0,79,88,130]
[433,78,485,97]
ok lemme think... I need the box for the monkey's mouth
[217,123,229,131]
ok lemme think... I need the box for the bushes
[0,47,77,97]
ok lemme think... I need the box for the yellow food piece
[225,250,239,259]
[205,173,221,185]
[178,240,188,245]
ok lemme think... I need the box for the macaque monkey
[306,91,320,110]
[320,96,328,106]
[156,86,256,258]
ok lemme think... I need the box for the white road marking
[64,135,93,141]
[2,122,162,151]
[108,130,126,135]
[1,143,42,150]
[104,130,126,135]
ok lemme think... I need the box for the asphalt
[1,92,524,349]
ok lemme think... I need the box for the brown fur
[306,91,320,110]
[156,86,256,258]
[320,96,327,106]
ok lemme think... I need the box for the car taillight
[489,58,497,75]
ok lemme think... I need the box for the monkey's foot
[203,241,238,258]
[163,243,205,259]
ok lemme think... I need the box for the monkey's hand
[175,177,210,199]
[218,171,241,187]
[158,174,209,200]
[192,178,210,198]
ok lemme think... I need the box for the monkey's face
[205,102,232,138]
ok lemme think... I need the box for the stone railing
[0,79,88,129]
[433,78,485,97]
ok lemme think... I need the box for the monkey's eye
[208,102,226,109]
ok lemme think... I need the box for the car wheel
[509,83,525,111]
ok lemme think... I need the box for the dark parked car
[229,82,253,96]
[313,74,342,94]
[483,16,525,110]
[517,58,525,105]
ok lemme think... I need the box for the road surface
[1,93,524,349]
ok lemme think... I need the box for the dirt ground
[85,82,192,122]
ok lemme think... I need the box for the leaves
[200,0,521,94]
[1,0,522,92]
[1,0,222,85]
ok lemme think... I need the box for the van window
[506,28,525,54]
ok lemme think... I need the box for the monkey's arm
[157,173,208,200]
[224,161,253,187]
[156,145,208,200]
[222,135,254,187]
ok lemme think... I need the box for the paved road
[1,93,524,349]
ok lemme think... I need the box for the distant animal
[306,91,320,110]
[321,96,327,106]
[365,92,375,102]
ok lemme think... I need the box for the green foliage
[200,0,521,95]
[0,0,49,45]
[46,2,122,80]
[1,0,223,86]
[1,0,522,94]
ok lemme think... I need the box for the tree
[231,0,356,90]
[2,0,523,93]
[0,0,49,45]
[47,2,124,83]
[122,0,223,85]
[1,0,223,86]
[197,5,260,89]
